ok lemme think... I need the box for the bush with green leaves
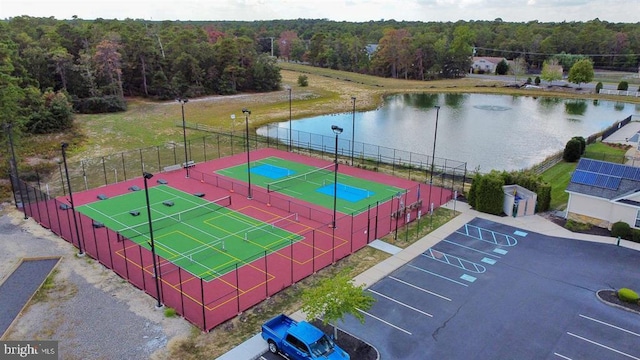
[298,74,309,87]
[632,229,640,243]
[534,76,541,85]
[617,81,629,91]
[572,136,586,155]
[595,82,603,93]
[617,288,639,303]
[563,138,582,162]
[611,221,632,240]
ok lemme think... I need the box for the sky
[1,0,637,23]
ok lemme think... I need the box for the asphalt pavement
[218,200,640,360]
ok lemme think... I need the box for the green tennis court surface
[76,185,303,280]
[217,156,404,214]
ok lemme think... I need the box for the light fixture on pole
[61,142,84,256]
[331,125,343,229]
[143,171,163,309]
[177,98,189,178]
[428,106,441,222]
[286,86,292,152]
[243,108,253,199]
[350,96,356,166]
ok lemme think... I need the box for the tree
[563,138,582,162]
[567,58,594,88]
[301,270,375,339]
[540,59,563,85]
[495,59,508,75]
[510,57,527,83]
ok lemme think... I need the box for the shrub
[572,136,586,154]
[617,288,639,303]
[565,219,592,232]
[164,307,177,317]
[617,81,629,91]
[562,138,582,162]
[611,221,632,239]
[298,75,309,87]
[632,229,640,243]
[595,82,603,93]
[534,76,541,85]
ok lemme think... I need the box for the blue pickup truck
[261,314,350,360]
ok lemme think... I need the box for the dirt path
[0,204,190,360]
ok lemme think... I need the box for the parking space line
[553,353,572,359]
[456,223,517,246]
[357,308,412,335]
[442,239,501,258]
[407,264,469,287]
[422,249,487,273]
[388,276,451,301]
[368,289,433,318]
[567,332,640,360]
[579,314,640,338]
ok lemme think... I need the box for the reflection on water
[258,93,640,172]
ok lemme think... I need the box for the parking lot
[338,217,640,360]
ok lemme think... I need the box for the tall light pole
[350,96,356,166]
[4,123,21,212]
[243,108,253,199]
[286,86,292,152]
[177,98,189,178]
[331,125,343,229]
[428,106,441,220]
[143,171,163,309]
[61,142,84,256]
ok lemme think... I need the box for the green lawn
[542,142,629,210]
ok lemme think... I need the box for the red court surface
[21,147,452,331]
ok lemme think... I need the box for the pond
[257,93,640,172]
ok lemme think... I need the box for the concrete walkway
[215,200,640,360]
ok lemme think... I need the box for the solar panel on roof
[610,163,626,177]
[570,169,621,190]
[576,158,591,171]
[599,162,614,175]
[587,160,602,172]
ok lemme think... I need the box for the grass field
[541,142,628,209]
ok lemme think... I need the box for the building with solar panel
[566,158,640,229]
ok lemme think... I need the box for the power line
[473,46,640,58]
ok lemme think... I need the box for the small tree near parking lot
[301,270,375,339]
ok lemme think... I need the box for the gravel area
[0,204,191,360]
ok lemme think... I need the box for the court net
[156,213,299,278]
[116,195,232,242]
[267,163,334,193]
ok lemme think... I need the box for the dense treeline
[1,16,639,137]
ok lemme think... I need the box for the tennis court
[76,185,303,281]
[216,156,404,214]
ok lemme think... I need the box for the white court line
[567,332,640,360]
[553,353,572,359]
[357,309,412,335]
[368,289,433,318]
[388,276,451,301]
[579,314,640,338]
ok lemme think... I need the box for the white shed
[503,185,537,217]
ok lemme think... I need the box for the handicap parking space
[338,217,640,360]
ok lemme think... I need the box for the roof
[288,321,324,343]
[472,56,506,64]
[566,158,640,201]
